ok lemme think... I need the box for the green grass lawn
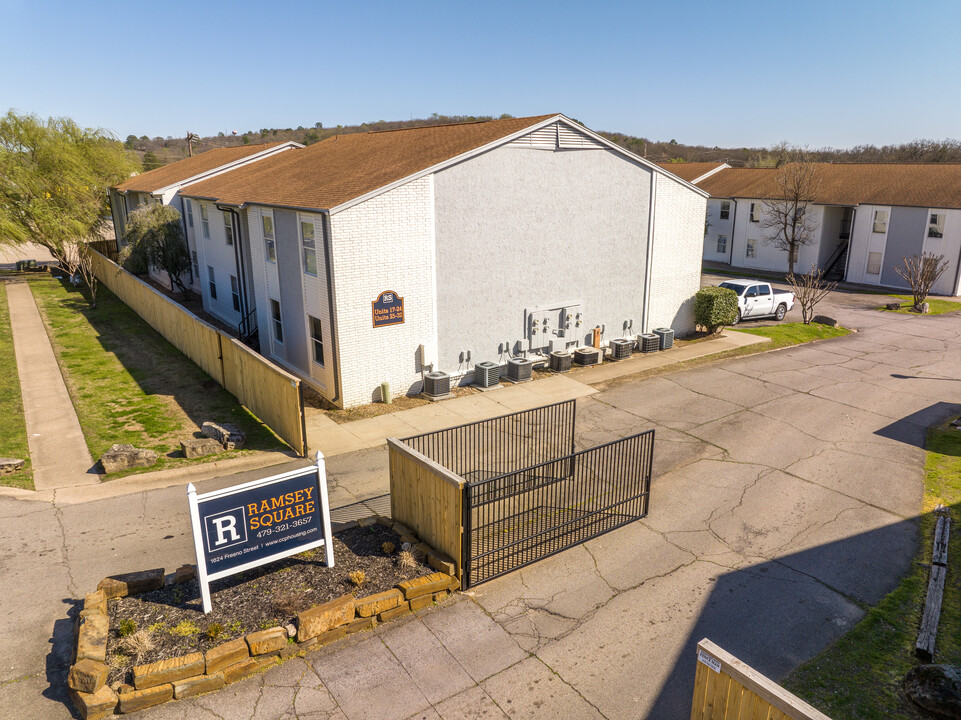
[881,294,961,315]
[0,283,33,490]
[26,273,284,478]
[782,422,961,719]
[731,321,851,349]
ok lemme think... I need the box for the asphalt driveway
[1,283,958,719]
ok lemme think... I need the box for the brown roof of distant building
[655,162,727,182]
[180,115,560,210]
[698,163,961,209]
[113,143,289,193]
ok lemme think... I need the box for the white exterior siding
[922,209,961,296]
[329,176,436,408]
[195,200,243,327]
[846,205,890,286]
[647,174,707,334]
[703,198,735,263]
[729,199,824,273]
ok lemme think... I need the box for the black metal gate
[463,430,654,587]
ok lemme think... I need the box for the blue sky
[1,0,958,149]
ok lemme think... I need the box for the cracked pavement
[1,283,959,719]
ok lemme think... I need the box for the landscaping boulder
[98,568,164,599]
[201,422,246,450]
[99,444,158,474]
[811,315,838,327]
[181,437,223,459]
[904,664,961,718]
[886,302,902,311]
[0,458,24,475]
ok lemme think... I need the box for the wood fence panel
[220,335,305,455]
[691,640,831,720]
[89,250,306,455]
[388,438,464,581]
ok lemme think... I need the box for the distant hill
[124,114,961,170]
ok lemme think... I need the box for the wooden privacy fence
[387,437,464,583]
[691,639,832,720]
[89,250,306,456]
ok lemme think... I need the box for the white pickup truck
[718,279,795,323]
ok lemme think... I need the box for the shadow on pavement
[875,401,959,448]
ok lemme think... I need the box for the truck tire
[775,303,787,321]
[732,309,741,325]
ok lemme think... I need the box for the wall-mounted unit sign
[187,452,335,613]
[372,290,404,328]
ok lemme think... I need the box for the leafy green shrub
[118,618,137,638]
[170,620,200,636]
[205,623,224,640]
[694,287,739,333]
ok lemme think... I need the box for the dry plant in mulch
[104,523,430,685]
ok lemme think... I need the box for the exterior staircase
[824,241,849,282]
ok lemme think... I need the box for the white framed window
[262,214,276,263]
[866,252,882,275]
[872,210,888,233]
[746,238,757,258]
[928,212,945,238]
[270,299,284,343]
[191,250,199,277]
[230,275,240,312]
[207,266,217,299]
[309,315,325,365]
[716,235,728,254]
[200,204,210,240]
[301,221,317,276]
[750,202,761,223]
[223,211,234,246]
[720,201,731,220]
[185,199,194,228]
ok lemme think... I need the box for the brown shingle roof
[655,162,727,182]
[698,163,961,209]
[181,115,559,210]
[113,143,288,193]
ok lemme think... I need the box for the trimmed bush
[694,287,739,333]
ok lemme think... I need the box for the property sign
[372,290,404,328]
[187,452,335,613]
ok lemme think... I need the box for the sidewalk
[6,282,97,490]
[306,330,769,457]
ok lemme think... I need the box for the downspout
[217,205,249,323]
[642,171,657,334]
[321,212,342,406]
[729,199,738,264]
[842,208,856,281]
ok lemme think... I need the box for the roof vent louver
[424,371,451,398]
[609,338,634,361]
[506,357,533,382]
[474,361,500,388]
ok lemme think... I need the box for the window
[716,234,728,254]
[301,221,317,276]
[720,201,731,220]
[185,200,194,228]
[262,214,276,263]
[866,252,882,275]
[746,286,759,298]
[230,275,240,312]
[270,299,283,343]
[929,212,945,239]
[309,316,325,365]
[750,202,761,223]
[872,210,888,233]
[758,284,771,295]
[201,204,210,240]
[746,238,757,258]
[207,266,217,299]
[191,250,199,277]
[223,211,234,246]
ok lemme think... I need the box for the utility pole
[186,132,200,157]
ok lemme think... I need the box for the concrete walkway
[305,330,769,457]
[6,282,96,489]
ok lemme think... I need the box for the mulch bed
[105,523,430,685]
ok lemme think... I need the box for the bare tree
[787,264,837,324]
[894,252,949,312]
[75,242,99,308]
[759,160,822,275]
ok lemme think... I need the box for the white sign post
[187,451,335,613]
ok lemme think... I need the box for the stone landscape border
[67,515,459,719]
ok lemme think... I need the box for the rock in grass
[810,315,838,327]
[904,664,961,718]
[99,444,158,473]
[0,458,24,475]
[201,421,246,450]
[181,437,223,459]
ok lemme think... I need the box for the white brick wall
[647,175,707,335]
[329,176,436,408]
